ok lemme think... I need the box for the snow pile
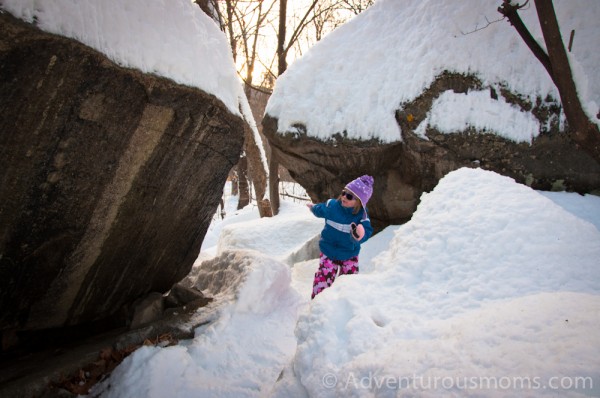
[216,201,323,265]
[266,0,600,143]
[90,169,600,397]
[0,0,243,115]
[93,250,302,398]
[290,168,600,397]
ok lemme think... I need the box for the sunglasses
[341,190,355,201]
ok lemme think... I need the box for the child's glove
[351,223,365,241]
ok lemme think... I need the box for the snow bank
[216,201,323,265]
[293,168,600,397]
[92,250,302,398]
[87,169,600,397]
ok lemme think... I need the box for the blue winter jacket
[310,199,373,261]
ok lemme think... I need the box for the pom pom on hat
[345,175,374,206]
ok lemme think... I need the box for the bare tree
[310,0,374,42]
[267,0,288,216]
[270,0,320,215]
[237,153,250,209]
[203,0,275,216]
[498,0,600,163]
[269,0,373,214]
[311,1,342,42]
[201,0,376,215]
[239,0,275,217]
[338,0,374,15]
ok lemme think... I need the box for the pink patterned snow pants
[311,253,359,299]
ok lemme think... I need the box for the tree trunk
[230,167,239,196]
[533,0,600,163]
[277,0,288,76]
[499,0,600,164]
[243,116,272,217]
[269,152,280,216]
[232,1,272,217]
[237,155,250,210]
[268,0,288,215]
[498,1,553,77]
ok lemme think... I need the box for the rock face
[0,14,245,333]
[263,72,600,231]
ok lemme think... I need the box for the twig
[280,192,311,201]
[461,0,531,36]
[459,15,505,36]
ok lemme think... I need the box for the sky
[226,0,367,87]
[2,0,600,397]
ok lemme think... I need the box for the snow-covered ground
[2,0,599,396]
[90,169,600,397]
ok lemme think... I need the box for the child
[307,175,374,299]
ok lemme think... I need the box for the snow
[266,0,600,143]
[2,0,600,396]
[416,90,541,143]
[100,249,301,398]
[0,0,243,116]
[90,169,600,397]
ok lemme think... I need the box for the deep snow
[91,169,600,397]
[1,0,599,396]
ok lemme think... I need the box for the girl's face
[340,190,358,208]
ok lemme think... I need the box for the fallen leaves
[48,333,178,395]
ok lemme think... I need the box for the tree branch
[498,0,554,83]
[459,15,504,35]
[284,0,319,57]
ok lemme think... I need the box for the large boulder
[0,13,245,333]
[263,72,600,231]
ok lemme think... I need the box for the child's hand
[306,203,314,210]
[351,223,365,240]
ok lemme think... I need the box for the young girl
[307,175,374,299]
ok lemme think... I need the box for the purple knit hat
[345,175,374,206]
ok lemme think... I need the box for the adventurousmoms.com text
[321,372,595,393]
